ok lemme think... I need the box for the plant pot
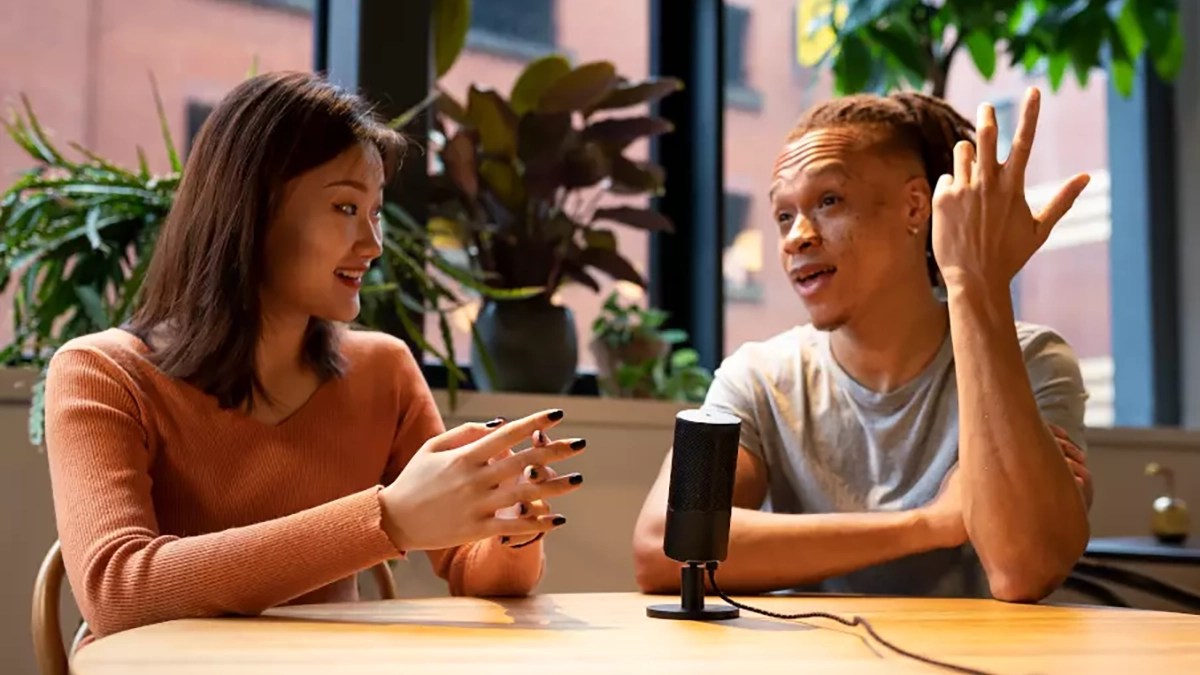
[471,296,578,394]
[589,334,669,399]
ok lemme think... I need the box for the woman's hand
[496,428,583,547]
[931,86,1091,296]
[378,409,585,551]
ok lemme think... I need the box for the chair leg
[31,540,68,675]
[371,561,398,600]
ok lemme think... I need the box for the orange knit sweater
[44,328,544,640]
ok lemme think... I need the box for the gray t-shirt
[702,320,1088,598]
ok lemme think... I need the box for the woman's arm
[45,348,401,638]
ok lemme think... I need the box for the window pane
[423,0,651,373]
[0,0,313,349]
[722,0,811,355]
[722,0,1113,427]
[471,0,556,47]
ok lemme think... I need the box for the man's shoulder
[1013,321,1079,364]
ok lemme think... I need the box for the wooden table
[71,592,1200,674]
[1086,536,1200,565]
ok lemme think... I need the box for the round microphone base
[645,603,740,621]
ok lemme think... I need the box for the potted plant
[589,290,713,403]
[0,84,486,445]
[423,55,683,394]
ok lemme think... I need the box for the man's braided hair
[785,92,976,286]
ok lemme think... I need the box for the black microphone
[646,409,741,621]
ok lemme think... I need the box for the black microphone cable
[705,563,998,675]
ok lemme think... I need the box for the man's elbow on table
[985,527,1089,603]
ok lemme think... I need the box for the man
[633,87,1094,601]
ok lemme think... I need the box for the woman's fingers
[522,428,552,488]
[484,472,583,512]
[508,430,555,538]
[524,464,559,483]
[460,409,565,464]
[423,417,506,453]
[488,513,568,539]
[486,437,585,483]
[499,499,552,546]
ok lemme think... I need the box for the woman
[44,71,584,640]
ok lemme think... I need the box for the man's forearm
[635,507,943,594]
[945,274,1089,600]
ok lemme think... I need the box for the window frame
[314,0,1182,424]
[465,0,558,62]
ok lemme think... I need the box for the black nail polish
[519,502,529,515]
[569,474,584,485]
[547,409,564,421]
[534,430,545,444]
[570,438,586,450]
[500,536,510,545]
[528,467,539,480]
[552,516,567,526]
[485,417,505,428]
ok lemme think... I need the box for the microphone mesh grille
[669,412,740,511]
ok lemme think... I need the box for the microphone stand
[646,562,739,620]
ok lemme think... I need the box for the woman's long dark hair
[130,71,405,411]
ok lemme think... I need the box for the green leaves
[815,0,1182,100]
[466,86,518,157]
[537,62,618,114]
[964,30,996,80]
[429,56,679,299]
[1113,0,1146,56]
[149,74,181,174]
[590,290,713,402]
[433,0,470,78]
[833,34,873,95]
[582,116,674,150]
[609,156,665,195]
[1047,52,1070,90]
[510,55,572,116]
[868,24,929,87]
[589,77,684,112]
[593,206,674,232]
[841,0,907,34]
[559,141,612,189]
[0,94,180,445]
[579,246,644,286]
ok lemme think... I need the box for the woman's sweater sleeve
[44,347,402,638]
